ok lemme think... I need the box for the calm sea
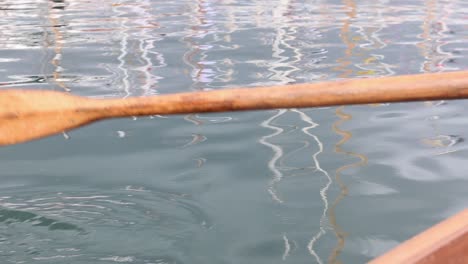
[0,0,467,263]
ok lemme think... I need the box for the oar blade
[0,89,98,146]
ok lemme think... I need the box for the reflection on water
[330,107,369,264]
[46,1,70,92]
[417,0,458,73]
[0,184,210,262]
[0,0,468,263]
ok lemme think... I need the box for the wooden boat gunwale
[370,209,468,263]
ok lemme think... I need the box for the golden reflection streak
[329,107,368,264]
[328,0,368,263]
[47,1,70,92]
[332,0,356,79]
[328,1,356,261]
[418,0,439,142]
[417,0,437,73]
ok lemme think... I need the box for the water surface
[0,0,467,263]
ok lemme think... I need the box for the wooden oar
[1,71,468,146]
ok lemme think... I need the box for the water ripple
[0,186,211,263]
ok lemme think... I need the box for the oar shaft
[98,71,468,117]
[0,71,467,146]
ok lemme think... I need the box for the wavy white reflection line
[181,133,207,148]
[260,0,300,204]
[134,0,160,96]
[291,109,332,264]
[139,37,160,96]
[259,109,287,204]
[113,3,131,98]
[138,23,156,94]
[282,234,291,260]
[33,255,82,261]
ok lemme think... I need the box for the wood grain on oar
[1,71,468,146]
[0,90,101,146]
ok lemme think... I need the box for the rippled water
[1,0,467,263]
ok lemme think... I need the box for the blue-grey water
[0,0,467,263]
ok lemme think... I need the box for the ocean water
[0,0,467,263]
